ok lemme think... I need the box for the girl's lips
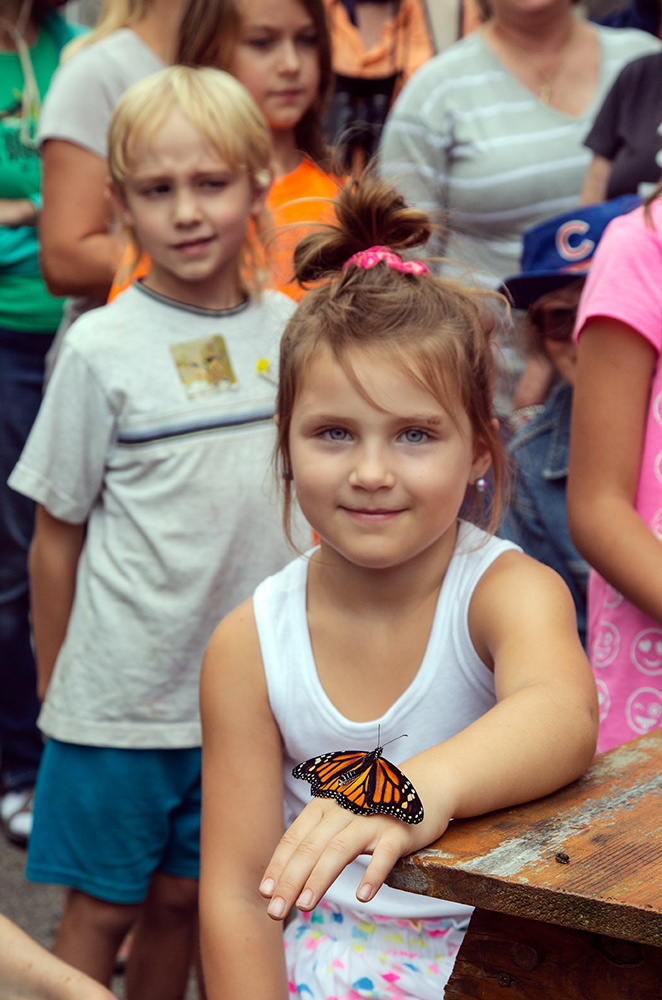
[173,236,214,254]
[271,89,303,101]
[341,507,404,522]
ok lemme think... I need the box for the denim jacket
[499,381,589,646]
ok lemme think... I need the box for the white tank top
[253,521,520,919]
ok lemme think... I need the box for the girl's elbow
[566,497,597,564]
[574,693,600,772]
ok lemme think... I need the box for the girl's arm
[39,141,124,300]
[261,554,597,920]
[0,914,114,1000]
[29,506,85,699]
[579,153,612,205]
[199,601,289,1000]
[568,318,662,624]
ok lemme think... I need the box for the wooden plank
[445,908,662,1000]
[386,730,662,945]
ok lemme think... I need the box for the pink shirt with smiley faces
[575,200,662,752]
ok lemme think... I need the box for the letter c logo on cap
[556,220,595,262]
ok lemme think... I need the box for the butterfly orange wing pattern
[293,745,424,825]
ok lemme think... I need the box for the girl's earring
[282,467,293,481]
[474,477,487,493]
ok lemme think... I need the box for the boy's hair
[276,175,506,542]
[176,0,333,169]
[107,66,272,295]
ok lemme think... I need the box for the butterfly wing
[292,749,371,792]
[293,748,424,825]
[333,756,424,825]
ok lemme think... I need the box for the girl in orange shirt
[110,0,339,302]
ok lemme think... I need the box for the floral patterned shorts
[284,899,469,999]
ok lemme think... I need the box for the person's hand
[0,197,37,227]
[259,791,450,920]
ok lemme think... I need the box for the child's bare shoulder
[470,548,581,653]
[204,598,264,686]
[478,546,569,595]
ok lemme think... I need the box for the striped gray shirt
[380,24,660,288]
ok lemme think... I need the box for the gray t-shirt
[10,284,298,749]
[38,28,164,158]
[38,29,165,330]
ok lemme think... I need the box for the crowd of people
[2,0,662,998]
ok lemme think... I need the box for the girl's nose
[348,446,395,491]
[278,39,301,74]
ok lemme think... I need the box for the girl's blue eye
[401,428,429,444]
[324,427,350,441]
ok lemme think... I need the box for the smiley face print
[626,688,662,737]
[602,584,623,609]
[631,629,662,675]
[592,621,620,668]
[595,679,611,724]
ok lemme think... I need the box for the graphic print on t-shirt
[170,335,237,399]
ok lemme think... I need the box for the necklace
[486,19,577,105]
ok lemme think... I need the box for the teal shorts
[26,739,201,904]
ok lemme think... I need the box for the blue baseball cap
[502,194,640,310]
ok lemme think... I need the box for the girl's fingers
[355,837,408,903]
[265,816,411,920]
[259,801,355,911]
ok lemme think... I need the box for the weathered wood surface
[444,908,662,1000]
[386,730,662,946]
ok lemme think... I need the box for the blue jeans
[0,328,54,792]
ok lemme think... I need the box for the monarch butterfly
[292,738,424,825]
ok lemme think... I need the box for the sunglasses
[529,305,576,342]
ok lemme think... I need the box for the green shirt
[0,17,76,331]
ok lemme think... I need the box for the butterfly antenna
[378,731,409,750]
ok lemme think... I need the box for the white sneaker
[1,788,34,847]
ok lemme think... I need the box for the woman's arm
[29,506,85,699]
[580,153,612,205]
[199,601,289,1000]
[0,914,114,1000]
[39,140,124,299]
[260,555,597,920]
[568,317,662,623]
[0,199,37,227]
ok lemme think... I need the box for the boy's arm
[260,554,598,920]
[0,914,114,1000]
[199,600,289,1000]
[29,505,85,700]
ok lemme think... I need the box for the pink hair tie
[342,245,430,276]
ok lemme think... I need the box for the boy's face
[114,109,266,310]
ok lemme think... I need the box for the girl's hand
[259,792,449,920]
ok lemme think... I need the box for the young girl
[111,0,339,302]
[199,177,598,999]
[9,67,296,998]
[568,190,662,753]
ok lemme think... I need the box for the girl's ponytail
[293,175,434,286]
